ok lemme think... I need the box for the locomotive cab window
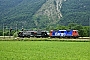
[75,31,77,33]
[67,31,70,33]
[61,31,64,33]
[73,31,77,33]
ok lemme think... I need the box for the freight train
[18,30,79,38]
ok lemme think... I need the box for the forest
[60,0,90,26]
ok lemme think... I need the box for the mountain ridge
[33,0,63,28]
[0,0,90,29]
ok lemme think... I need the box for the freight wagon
[18,30,49,38]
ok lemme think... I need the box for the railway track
[0,36,90,41]
[78,37,90,39]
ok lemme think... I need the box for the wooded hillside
[0,0,90,29]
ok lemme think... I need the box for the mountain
[0,0,46,29]
[0,0,90,29]
[60,0,90,26]
[33,0,63,28]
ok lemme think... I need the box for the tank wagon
[18,30,79,38]
[18,30,49,38]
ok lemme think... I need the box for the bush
[13,32,18,38]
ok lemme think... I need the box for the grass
[0,41,90,60]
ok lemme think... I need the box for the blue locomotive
[49,30,79,38]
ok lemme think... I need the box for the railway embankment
[0,36,90,42]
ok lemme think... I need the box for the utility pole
[22,26,24,31]
[89,17,90,39]
[9,27,10,38]
[3,24,5,38]
[9,26,12,38]
[16,24,17,33]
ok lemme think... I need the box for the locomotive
[18,30,79,38]
[49,30,79,38]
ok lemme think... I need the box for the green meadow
[0,41,89,60]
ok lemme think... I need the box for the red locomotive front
[72,30,79,38]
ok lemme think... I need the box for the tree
[13,32,18,38]
[68,23,78,29]
[0,30,3,36]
